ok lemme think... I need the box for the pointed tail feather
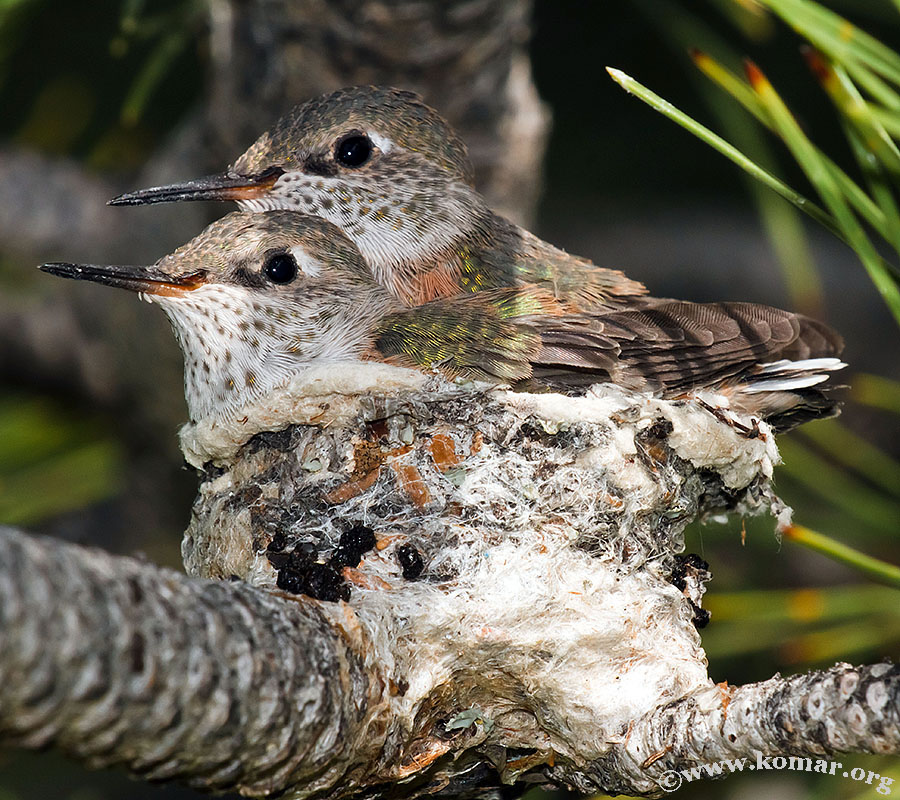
[741,357,847,393]
[723,357,847,430]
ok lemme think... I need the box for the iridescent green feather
[373,289,544,381]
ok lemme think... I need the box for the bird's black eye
[335,134,373,168]
[264,252,298,284]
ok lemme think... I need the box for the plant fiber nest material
[179,364,782,787]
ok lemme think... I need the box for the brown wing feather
[531,300,843,394]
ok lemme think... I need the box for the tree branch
[0,525,387,797]
[564,663,900,794]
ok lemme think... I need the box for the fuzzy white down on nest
[180,363,783,766]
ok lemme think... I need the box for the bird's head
[109,87,485,288]
[42,211,395,422]
[232,85,474,186]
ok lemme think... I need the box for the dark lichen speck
[200,462,227,480]
[397,543,424,580]
[267,551,294,570]
[670,553,709,592]
[127,576,144,605]
[308,562,351,601]
[267,540,316,570]
[276,560,349,602]
[644,418,674,440]
[246,427,295,454]
[330,524,377,569]
[232,485,262,508]
[690,603,711,629]
[670,553,711,629]
[276,569,306,595]
[129,631,146,673]
[268,538,349,602]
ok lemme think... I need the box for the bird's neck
[152,285,398,424]
[351,184,497,306]
[374,209,543,306]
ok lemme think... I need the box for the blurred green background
[0,1,897,798]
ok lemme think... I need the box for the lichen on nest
[178,368,784,772]
[181,366,780,586]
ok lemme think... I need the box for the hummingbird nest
[179,364,782,787]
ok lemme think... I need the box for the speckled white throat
[150,283,383,423]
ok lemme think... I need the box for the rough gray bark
[2,525,896,798]
[568,663,900,795]
[0,525,386,797]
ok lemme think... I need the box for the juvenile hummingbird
[41,211,843,429]
[108,86,647,309]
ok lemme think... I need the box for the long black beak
[107,168,284,207]
[40,262,206,296]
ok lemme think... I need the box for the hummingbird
[108,85,647,310]
[41,211,844,429]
